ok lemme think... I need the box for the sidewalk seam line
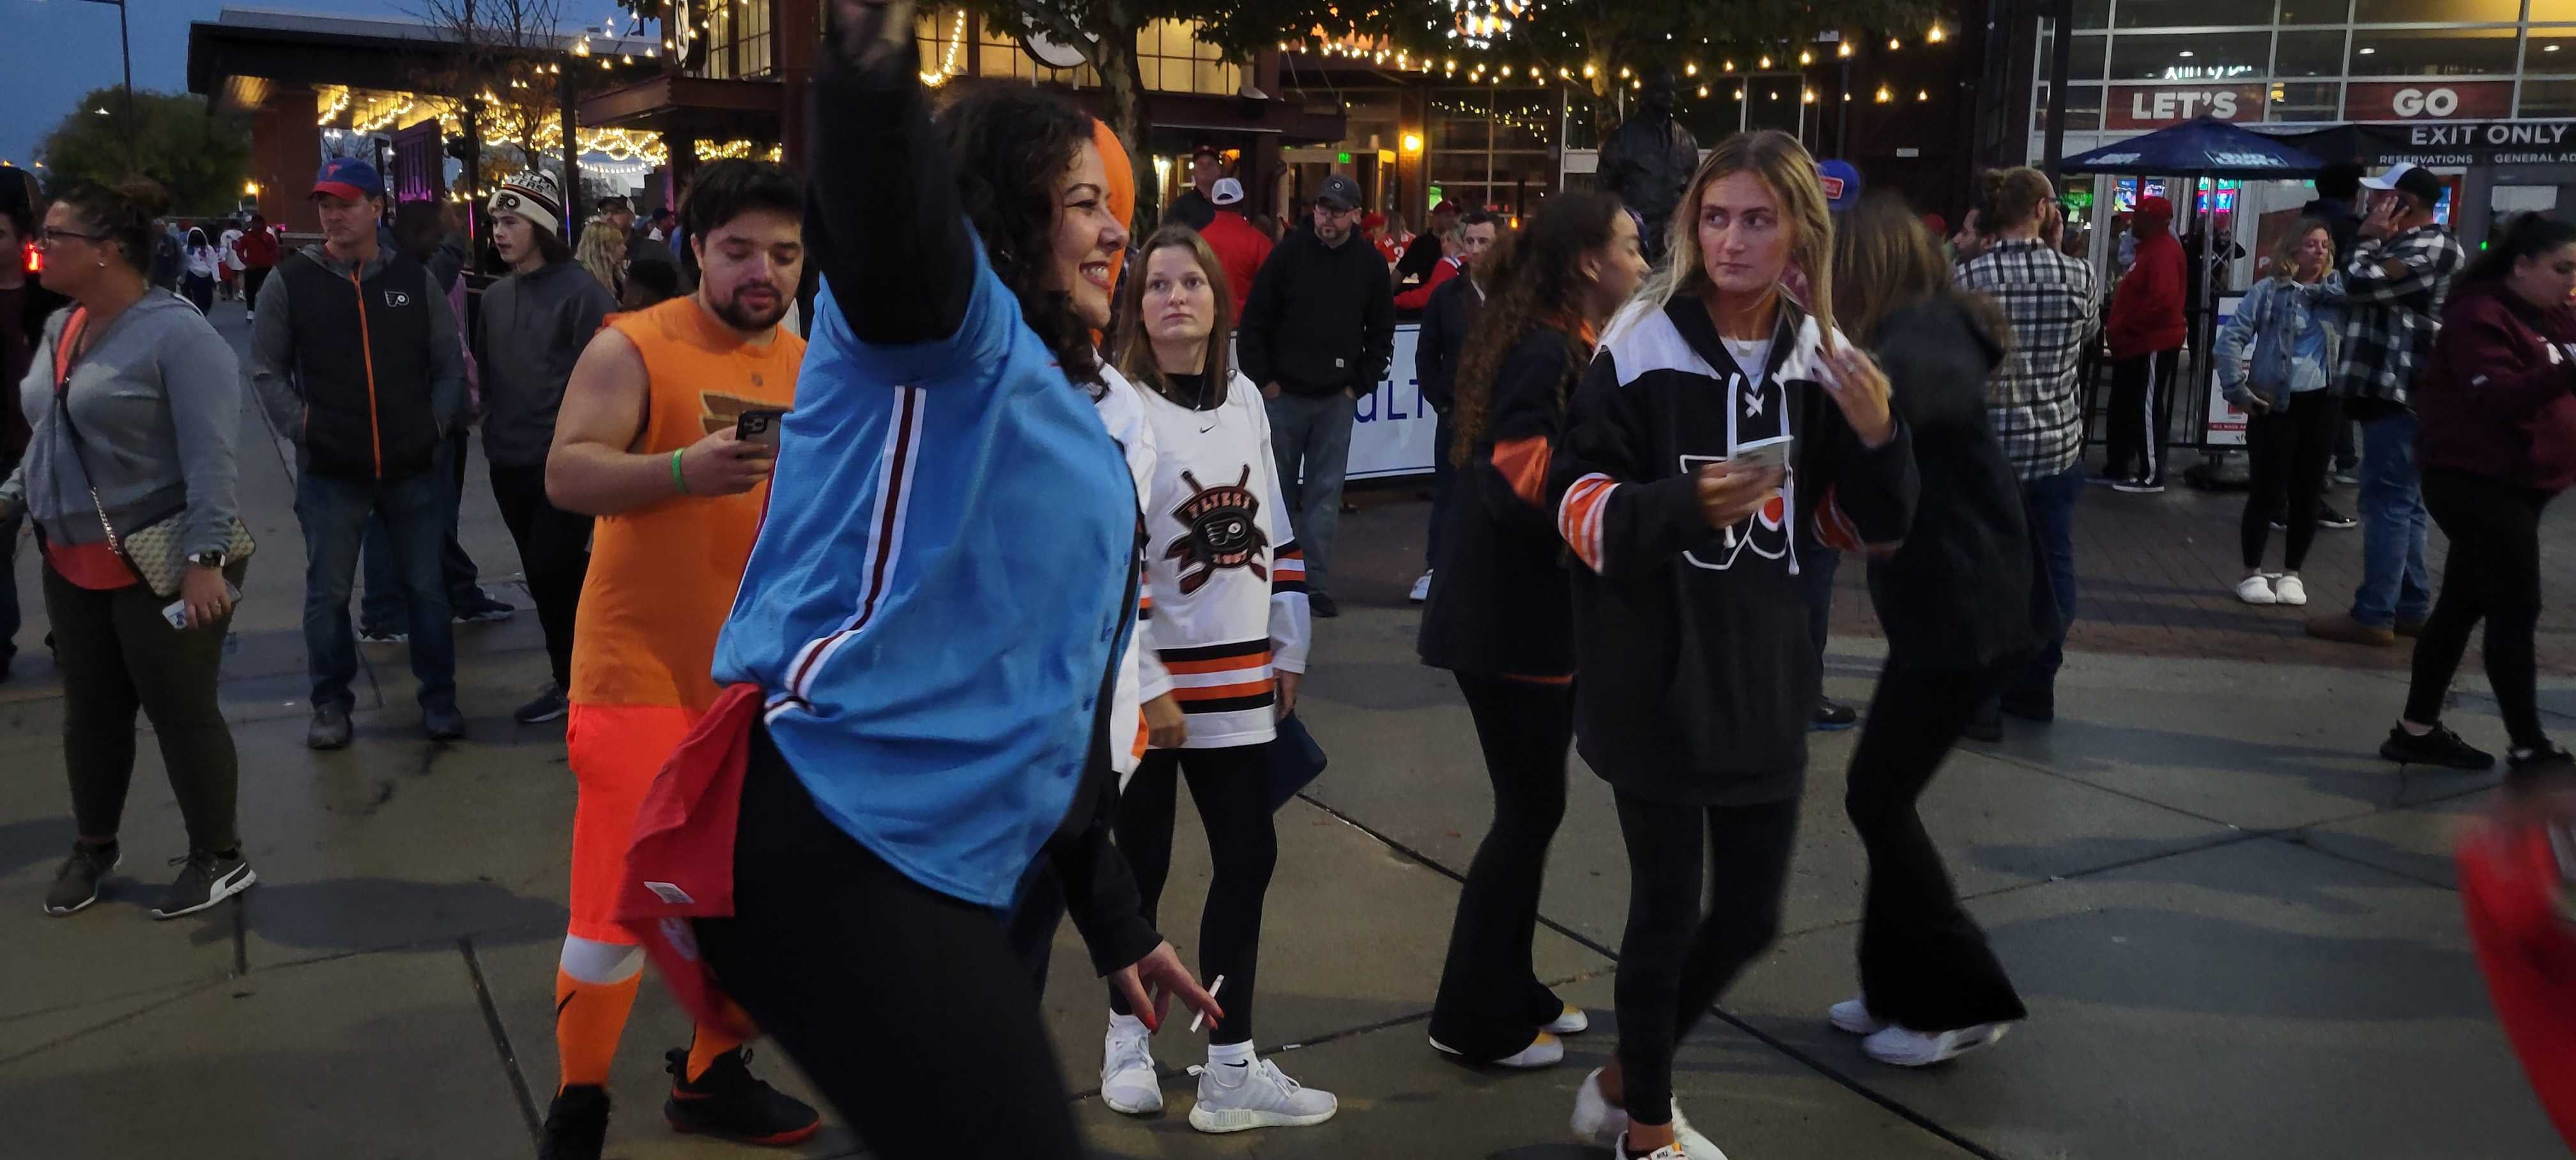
[1290,790,2003,1160]
[459,935,542,1147]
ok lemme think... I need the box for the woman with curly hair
[687,0,1215,1154]
[1417,190,1647,1070]
[1554,131,1915,1159]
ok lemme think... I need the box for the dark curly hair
[50,177,171,273]
[1451,189,1625,466]
[937,86,1101,385]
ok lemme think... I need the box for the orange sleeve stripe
[1557,474,1614,572]
[1491,436,1554,509]
[1163,650,1275,675]
[1131,714,1149,759]
[1174,679,1274,701]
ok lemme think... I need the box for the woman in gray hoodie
[1,178,252,920]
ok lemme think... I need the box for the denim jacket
[2216,275,2341,409]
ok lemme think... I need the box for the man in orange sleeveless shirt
[532,158,816,1159]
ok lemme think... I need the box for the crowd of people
[5,0,2576,1150]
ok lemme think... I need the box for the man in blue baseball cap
[248,156,468,747]
[1818,159,1864,216]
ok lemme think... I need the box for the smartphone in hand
[1728,434,1793,475]
[735,408,788,450]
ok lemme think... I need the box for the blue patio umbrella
[2063,116,2323,179]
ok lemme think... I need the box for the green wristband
[671,448,690,495]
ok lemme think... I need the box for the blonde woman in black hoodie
[1823,192,2034,1068]
[1552,132,1917,1160]
[1419,190,1648,1070]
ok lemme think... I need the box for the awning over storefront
[2262,119,2576,169]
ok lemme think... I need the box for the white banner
[1347,324,1437,480]
[2205,294,2247,448]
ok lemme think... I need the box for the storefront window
[2351,0,2518,22]
[1428,88,1556,213]
[2529,29,2576,61]
[2273,29,2347,75]
[1135,20,1241,97]
[1673,84,1745,142]
[2522,77,2576,114]
[2075,0,2113,31]
[2535,0,2576,19]
[2266,79,2342,118]
[2347,25,2518,73]
[698,0,774,79]
[2114,0,2276,28]
[2278,0,2353,24]
[2032,84,2108,130]
[2108,29,2271,79]
[2040,33,2111,81]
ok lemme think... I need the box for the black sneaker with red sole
[538,1085,610,1160]
[663,1046,821,1147]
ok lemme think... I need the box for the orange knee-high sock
[555,968,643,1092]
[684,1021,746,1084]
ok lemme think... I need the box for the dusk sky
[1,0,641,176]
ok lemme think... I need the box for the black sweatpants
[487,462,591,688]
[2106,348,2181,484]
[2241,390,2342,571]
[1847,659,2027,1032]
[693,725,1080,1156]
[1428,674,1574,1059]
[1108,744,1276,1046]
[47,561,249,853]
[2407,469,2556,751]
[1611,791,1800,1127]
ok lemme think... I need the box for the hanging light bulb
[1875,84,1892,102]
[1698,84,1709,97]
[1758,55,1771,69]
[1583,63,1595,77]
[1686,63,1697,75]
[1836,41,1851,59]
[1802,88,1815,102]
[1799,49,1813,65]
[1928,25,1945,43]
[1917,89,1929,100]
[1723,59,1734,71]
[1888,37,1901,50]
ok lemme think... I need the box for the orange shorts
[565,703,700,945]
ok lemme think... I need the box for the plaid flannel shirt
[2332,224,2466,412]
[1955,238,2100,480]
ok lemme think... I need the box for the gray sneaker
[307,704,353,750]
[44,841,121,916]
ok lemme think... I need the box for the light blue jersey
[713,241,1137,909]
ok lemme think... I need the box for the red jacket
[1395,254,1462,312]
[1200,210,1273,320]
[2105,230,2185,358]
[2416,279,2576,493]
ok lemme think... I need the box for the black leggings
[1612,791,1800,1127]
[487,462,591,688]
[1429,674,1574,1059]
[693,725,1079,1156]
[1848,659,2027,1032]
[2407,469,2554,751]
[47,561,247,854]
[2241,390,2342,571]
[1108,744,1276,1046]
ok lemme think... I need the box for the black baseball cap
[1317,174,1363,211]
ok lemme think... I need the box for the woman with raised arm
[684,1,1214,1153]
[1551,132,1916,1160]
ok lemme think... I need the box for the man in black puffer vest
[249,158,467,749]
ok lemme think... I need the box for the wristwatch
[190,549,229,569]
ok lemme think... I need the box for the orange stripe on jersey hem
[1173,679,1274,701]
[1163,651,1273,676]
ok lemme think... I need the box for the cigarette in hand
[1190,975,1227,1033]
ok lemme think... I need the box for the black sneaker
[1812,698,1857,731]
[151,848,256,919]
[539,1085,610,1160]
[43,841,120,916]
[514,683,569,725]
[358,625,408,644]
[2111,476,2166,494]
[1309,591,1341,619]
[2379,724,2496,771]
[663,1046,821,1147]
[2509,742,2576,781]
[2317,505,2358,530]
[454,591,516,624]
[307,704,353,751]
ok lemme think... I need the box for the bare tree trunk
[1096,29,1154,228]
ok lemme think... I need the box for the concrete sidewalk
[0,299,2562,1159]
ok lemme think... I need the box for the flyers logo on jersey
[1678,452,1792,571]
[1167,466,1269,595]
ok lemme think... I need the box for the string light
[1928,25,1945,43]
[921,10,965,87]
[1836,41,1851,59]
[1876,84,1892,102]
[1758,54,1771,68]
[1798,49,1812,65]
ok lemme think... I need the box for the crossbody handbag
[49,305,256,598]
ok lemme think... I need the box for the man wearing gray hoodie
[250,158,467,749]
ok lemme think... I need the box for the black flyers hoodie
[1549,295,1917,806]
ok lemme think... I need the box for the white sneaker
[2273,574,2308,606]
[1100,1016,1162,1115]
[1186,1055,1335,1133]
[1828,996,1887,1035]
[1547,1003,1590,1035]
[1430,1030,1563,1069]
[1614,1127,1731,1160]
[2235,574,2278,605]
[1860,1021,2011,1067]
[1409,570,1434,602]
[1570,1067,1628,1146]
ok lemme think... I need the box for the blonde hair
[576,217,625,297]
[1981,166,2054,232]
[2273,217,2335,284]
[1610,130,1835,346]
